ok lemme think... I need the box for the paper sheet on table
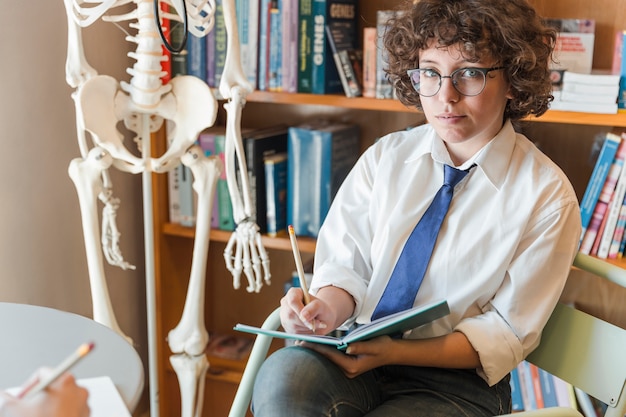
[8,376,131,417]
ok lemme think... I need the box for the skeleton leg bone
[170,353,208,417]
[168,146,221,356]
[68,147,132,343]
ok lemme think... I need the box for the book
[234,299,450,350]
[597,133,626,258]
[559,90,619,105]
[325,24,363,97]
[169,19,188,78]
[362,26,377,98]
[308,0,359,95]
[281,0,299,92]
[545,19,595,75]
[529,363,545,409]
[549,99,618,114]
[242,126,289,233]
[264,152,288,237]
[510,367,525,412]
[236,0,259,90]
[297,0,314,92]
[215,133,235,230]
[268,3,283,91]
[213,0,227,90]
[538,368,559,408]
[186,32,207,83]
[517,361,539,411]
[258,0,274,91]
[375,10,397,99]
[287,120,360,237]
[612,30,626,109]
[579,132,622,243]
[205,22,216,87]
[552,375,576,408]
[159,2,172,85]
[197,131,220,229]
[580,136,626,254]
[562,71,621,86]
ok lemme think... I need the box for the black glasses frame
[407,66,506,97]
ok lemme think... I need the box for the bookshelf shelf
[162,223,317,253]
[248,91,626,127]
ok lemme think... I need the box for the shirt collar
[405,120,516,190]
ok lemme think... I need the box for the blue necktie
[371,164,472,320]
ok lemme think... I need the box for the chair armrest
[229,307,282,417]
[498,407,583,417]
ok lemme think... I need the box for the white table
[0,302,144,411]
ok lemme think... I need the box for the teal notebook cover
[234,299,449,350]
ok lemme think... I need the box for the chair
[0,302,144,413]
[228,253,626,417]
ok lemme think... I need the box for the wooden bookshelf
[152,1,626,416]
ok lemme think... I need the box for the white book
[562,70,621,86]
[549,99,618,114]
[560,90,618,104]
[562,82,620,96]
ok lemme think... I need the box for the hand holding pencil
[16,342,95,400]
[0,342,93,417]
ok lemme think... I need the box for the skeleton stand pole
[141,113,160,417]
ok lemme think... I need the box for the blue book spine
[236,0,259,90]
[186,33,207,82]
[287,122,359,237]
[579,133,621,243]
[510,367,524,411]
[518,361,538,411]
[538,368,558,408]
[264,153,288,236]
[268,4,283,91]
[310,0,357,94]
[258,0,273,91]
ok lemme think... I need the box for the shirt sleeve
[455,197,581,386]
[310,146,378,322]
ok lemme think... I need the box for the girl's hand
[301,336,395,378]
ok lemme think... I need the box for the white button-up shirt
[310,120,581,385]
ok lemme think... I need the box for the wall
[0,2,149,412]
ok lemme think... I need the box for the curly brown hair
[383,0,557,121]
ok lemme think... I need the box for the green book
[234,299,449,350]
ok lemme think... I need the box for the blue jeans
[251,346,511,417]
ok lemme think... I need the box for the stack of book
[579,131,626,258]
[550,71,620,114]
[168,121,361,239]
[510,361,605,415]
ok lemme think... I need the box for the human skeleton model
[63,1,271,416]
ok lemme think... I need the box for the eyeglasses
[407,67,506,97]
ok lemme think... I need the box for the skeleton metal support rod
[141,113,160,417]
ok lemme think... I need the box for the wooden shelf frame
[247,91,626,127]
